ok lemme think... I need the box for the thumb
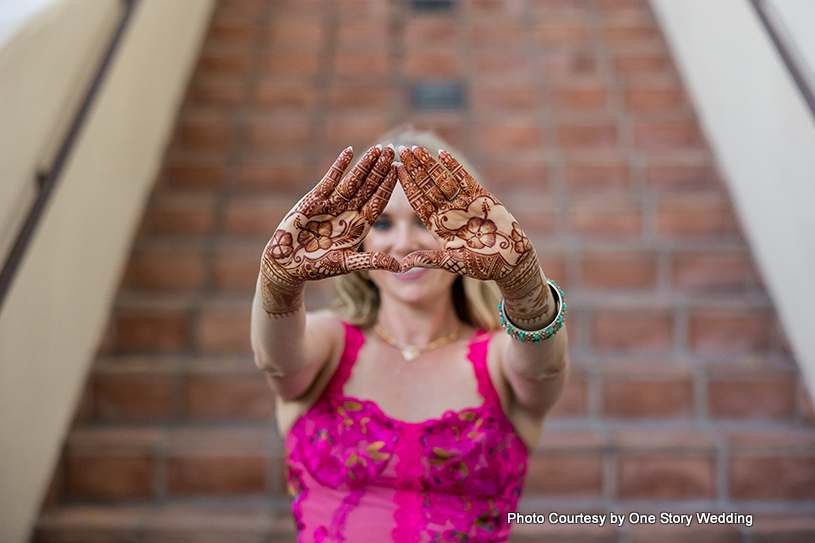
[399,250,464,275]
[344,251,400,273]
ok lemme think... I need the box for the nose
[391,219,424,259]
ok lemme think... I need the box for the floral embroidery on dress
[285,324,528,543]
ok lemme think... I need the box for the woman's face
[364,183,457,305]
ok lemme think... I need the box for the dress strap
[324,321,365,395]
[466,330,502,408]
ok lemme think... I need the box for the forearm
[496,250,568,380]
[495,249,554,330]
[251,272,307,377]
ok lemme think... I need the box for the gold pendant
[401,346,421,361]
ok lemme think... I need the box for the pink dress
[285,323,528,542]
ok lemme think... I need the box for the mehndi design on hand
[395,146,553,328]
[260,145,399,317]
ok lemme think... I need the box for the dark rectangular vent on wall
[412,81,466,111]
[412,0,455,13]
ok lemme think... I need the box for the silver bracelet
[498,279,566,344]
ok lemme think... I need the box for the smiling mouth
[396,267,429,279]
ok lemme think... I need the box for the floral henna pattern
[260,145,399,318]
[396,146,554,328]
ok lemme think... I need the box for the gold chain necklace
[373,324,461,361]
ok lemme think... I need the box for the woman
[251,129,568,542]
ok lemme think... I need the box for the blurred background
[1,0,814,542]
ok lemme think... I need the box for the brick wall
[35,1,815,542]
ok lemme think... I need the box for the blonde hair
[331,126,501,331]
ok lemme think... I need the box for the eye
[372,217,392,231]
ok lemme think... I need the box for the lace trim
[325,322,366,395]
[392,424,425,543]
[328,488,364,542]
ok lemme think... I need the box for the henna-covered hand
[394,146,552,328]
[260,145,399,317]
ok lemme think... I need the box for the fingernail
[346,146,353,152]
[393,161,402,166]
[411,145,418,152]
[375,144,382,150]
[438,149,446,155]
[398,145,407,153]
[386,143,394,150]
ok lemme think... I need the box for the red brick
[141,198,216,237]
[116,314,189,352]
[475,122,543,152]
[335,52,390,77]
[672,252,759,291]
[122,250,205,290]
[525,453,603,496]
[196,52,251,76]
[802,383,815,424]
[570,203,642,237]
[644,161,719,192]
[603,23,660,43]
[246,118,310,151]
[213,0,265,18]
[254,81,318,110]
[473,50,531,79]
[657,202,740,237]
[269,22,325,51]
[729,457,815,499]
[613,52,674,75]
[171,120,236,151]
[534,21,590,45]
[603,378,693,417]
[592,310,673,350]
[263,53,320,76]
[223,196,298,237]
[580,253,657,289]
[557,123,618,148]
[185,376,273,419]
[468,23,525,45]
[618,456,715,498]
[235,162,307,192]
[93,375,176,420]
[404,52,458,78]
[635,120,704,149]
[161,162,225,191]
[471,85,536,112]
[212,250,260,292]
[337,20,389,50]
[329,85,392,111]
[167,456,266,495]
[563,158,629,193]
[65,456,154,499]
[404,19,457,49]
[540,50,598,77]
[550,85,608,110]
[185,80,244,109]
[461,0,525,16]
[688,311,772,352]
[624,87,687,110]
[530,0,588,15]
[547,376,587,417]
[509,204,559,235]
[323,117,390,151]
[205,21,260,49]
[478,162,548,193]
[198,308,252,353]
[709,379,797,418]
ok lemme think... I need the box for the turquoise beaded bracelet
[498,279,566,344]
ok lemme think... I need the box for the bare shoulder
[275,311,347,436]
